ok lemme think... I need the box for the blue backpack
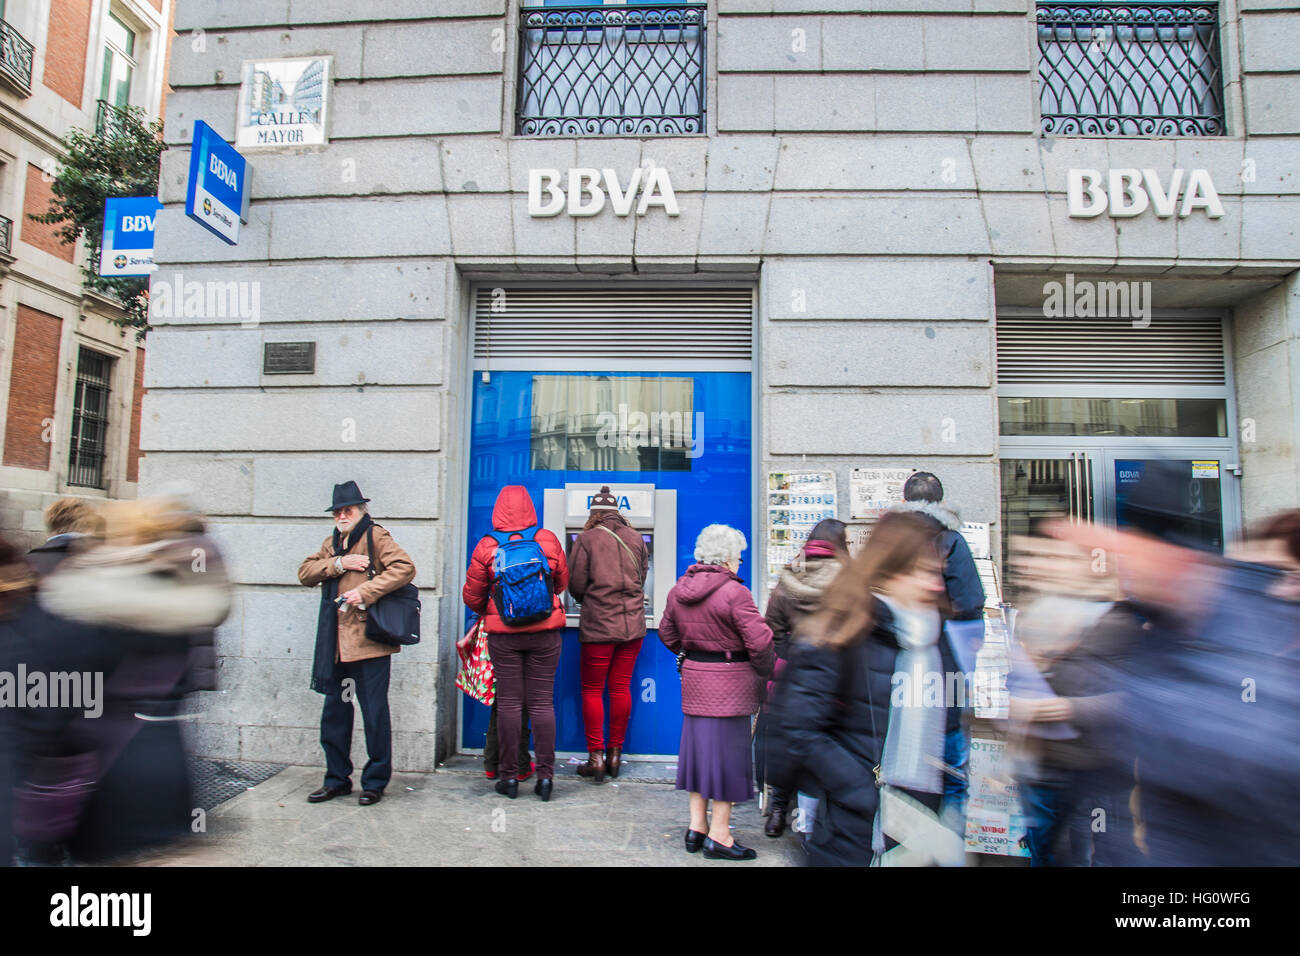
[488,527,555,627]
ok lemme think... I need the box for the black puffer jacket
[892,501,985,620]
[779,599,963,867]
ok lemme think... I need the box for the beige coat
[298,523,416,662]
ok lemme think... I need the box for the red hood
[492,485,539,533]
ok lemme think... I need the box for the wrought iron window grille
[68,349,113,489]
[95,99,133,140]
[1037,3,1225,136]
[0,215,12,256]
[0,17,34,95]
[517,2,707,137]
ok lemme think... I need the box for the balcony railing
[0,215,11,256]
[96,99,134,139]
[517,2,707,136]
[0,18,34,95]
[1037,3,1225,136]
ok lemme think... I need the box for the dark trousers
[1022,769,1133,867]
[488,630,562,780]
[484,700,531,775]
[320,655,392,793]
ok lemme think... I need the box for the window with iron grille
[517,1,707,136]
[1037,3,1225,136]
[68,348,113,489]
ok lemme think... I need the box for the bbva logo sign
[1068,168,1224,219]
[528,167,679,218]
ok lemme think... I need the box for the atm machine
[543,483,676,627]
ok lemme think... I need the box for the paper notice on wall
[960,521,991,559]
[849,468,916,520]
[766,471,837,589]
[974,556,1001,608]
[1191,460,1220,479]
[964,737,1031,857]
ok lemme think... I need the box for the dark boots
[605,746,623,779]
[576,750,606,783]
[765,788,790,837]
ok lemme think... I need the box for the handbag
[455,618,495,705]
[363,525,421,646]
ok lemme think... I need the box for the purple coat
[659,564,775,717]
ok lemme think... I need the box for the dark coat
[764,556,841,661]
[26,533,90,578]
[658,564,775,717]
[780,599,963,867]
[893,501,985,620]
[462,486,569,634]
[567,513,648,643]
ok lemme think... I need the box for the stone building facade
[148,0,1300,769]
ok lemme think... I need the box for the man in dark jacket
[892,473,985,620]
[890,472,984,834]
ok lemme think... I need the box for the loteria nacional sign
[528,167,680,217]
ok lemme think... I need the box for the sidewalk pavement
[120,760,808,867]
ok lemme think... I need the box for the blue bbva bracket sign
[99,196,162,276]
[185,120,250,245]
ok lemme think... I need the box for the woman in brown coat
[298,481,415,806]
[567,487,650,782]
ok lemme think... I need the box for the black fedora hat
[326,480,370,513]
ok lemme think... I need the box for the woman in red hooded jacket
[462,486,569,801]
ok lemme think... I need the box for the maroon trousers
[488,629,562,780]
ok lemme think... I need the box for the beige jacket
[298,523,416,662]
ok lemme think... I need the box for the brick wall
[42,0,93,108]
[127,348,146,482]
[21,163,76,263]
[3,306,63,471]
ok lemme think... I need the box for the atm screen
[565,531,654,619]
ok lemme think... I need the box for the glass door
[1100,447,1238,553]
[999,451,1096,606]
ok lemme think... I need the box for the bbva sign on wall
[1068,168,1224,219]
[528,167,679,217]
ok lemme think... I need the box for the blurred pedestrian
[299,481,415,808]
[659,524,774,860]
[567,486,649,783]
[23,496,232,862]
[760,518,847,836]
[1007,535,1142,866]
[781,511,966,867]
[26,497,103,578]
[462,486,568,802]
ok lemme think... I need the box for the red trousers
[579,639,643,752]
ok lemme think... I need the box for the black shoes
[703,837,757,860]
[684,829,706,854]
[359,790,383,806]
[307,783,352,803]
[765,807,788,838]
[535,778,553,802]
[495,777,518,799]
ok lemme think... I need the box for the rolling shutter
[996,315,1226,386]
[473,287,753,364]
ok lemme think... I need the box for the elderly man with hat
[298,481,415,806]
[567,486,650,782]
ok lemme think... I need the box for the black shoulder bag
[363,524,422,646]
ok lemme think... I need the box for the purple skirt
[676,714,754,804]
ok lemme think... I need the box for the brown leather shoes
[605,746,623,779]
[307,783,352,803]
[576,750,606,783]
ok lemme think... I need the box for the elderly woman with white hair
[659,524,774,860]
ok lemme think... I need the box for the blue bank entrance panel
[462,332,754,756]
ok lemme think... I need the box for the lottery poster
[766,471,837,590]
[964,737,1031,857]
[849,467,916,519]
